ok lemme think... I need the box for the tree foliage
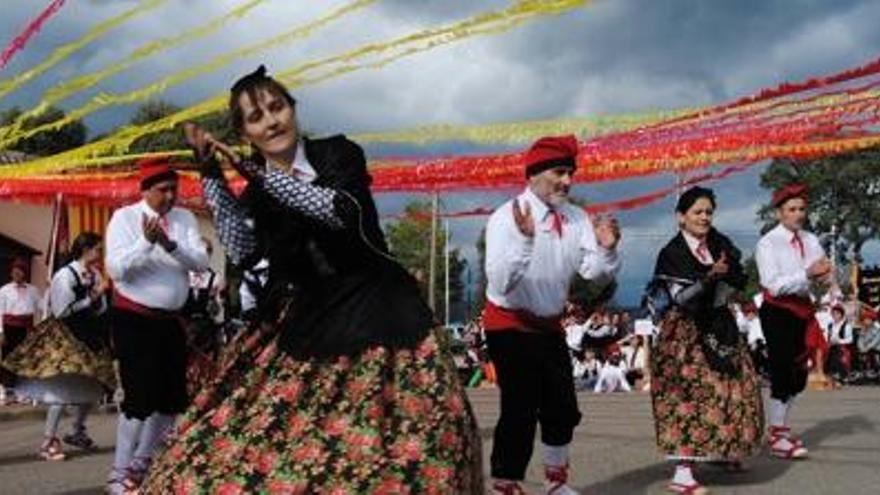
[128,101,236,154]
[1,106,87,156]
[759,148,880,262]
[384,201,468,322]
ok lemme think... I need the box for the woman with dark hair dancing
[141,66,482,494]
[2,232,114,462]
[648,187,763,494]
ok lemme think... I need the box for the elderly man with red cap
[104,159,209,494]
[483,135,621,494]
[0,258,43,404]
[756,183,832,461]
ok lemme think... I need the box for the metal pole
[466,265,472,322]
[428,192,439,311]
[445,219,451,326]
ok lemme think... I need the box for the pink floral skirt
[650,311,764,461]
[142,322,483,494]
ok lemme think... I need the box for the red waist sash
[482,300,562,333]
[2,314,34,328]
[112,291,179,320]
[762,288,814,321]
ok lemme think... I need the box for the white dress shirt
[485,187,620,317]
[49,260,107,318]
[105,200,209,310]
[682,230,715,265]
[594,362,631,393]
[756,224,826,298]
[287,141,317,182]
[0,282,43,332]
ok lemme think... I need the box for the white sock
[768,398,788,428]
[542,443,569,467]
[71,404,92,435]
[133,413,175,461]
[111,414,143,474]
[784,397,796,426]
[44,405,64,438]
[672,463,695,485]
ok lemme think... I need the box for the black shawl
[653,228,747,377]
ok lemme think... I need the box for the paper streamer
[0,0,268,141]
[0,0,376,149]
[0,0,590,177]
[0,0,67,71]
[0,0,166,102]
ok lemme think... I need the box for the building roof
[0,231,41,255]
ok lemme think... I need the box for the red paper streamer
[0,0,67,70]
[382,163,755,221]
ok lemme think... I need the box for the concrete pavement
[0,387,878,494]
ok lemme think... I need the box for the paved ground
[0,387,878,494]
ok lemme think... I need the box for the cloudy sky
[2,0,880,308]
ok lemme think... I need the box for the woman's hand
[184,122,263,181]
[708,251,729,279]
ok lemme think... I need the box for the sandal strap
[769,437,808,458]
[492,481,526,495]
[668,481,705,494]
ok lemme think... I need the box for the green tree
[385,201,467,322]
[759,148,880,264]
[129,101,235,153]
[742,256,760,299]
[1,105,87,156]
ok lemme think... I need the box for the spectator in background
[564,312,590,354]
[0,258,43,405]
[594,352,631,393]
[857,313,880,380]
[827,304,854,381]
[572,349,599,390]
[738,303,769,378]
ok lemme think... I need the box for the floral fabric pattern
[1,317,115,389]
[142,324,483,494]
[650,311,764,460]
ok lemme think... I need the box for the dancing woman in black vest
[142,66,482,494]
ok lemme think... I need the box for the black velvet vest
[240,135,435,359]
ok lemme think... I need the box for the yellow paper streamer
[0,0,167,102]
[0,0,268,141]
[0,0,376,149]
[4,83,877,175]
[0,0,590,177]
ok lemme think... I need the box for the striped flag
[69,201,114,240]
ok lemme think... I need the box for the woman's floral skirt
[142,323,484,494]
[1,317,115,402]
[650,311,764,461]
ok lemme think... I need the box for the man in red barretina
[483,135,621,494]
[104,158,210,494]
[756,183,832,460]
